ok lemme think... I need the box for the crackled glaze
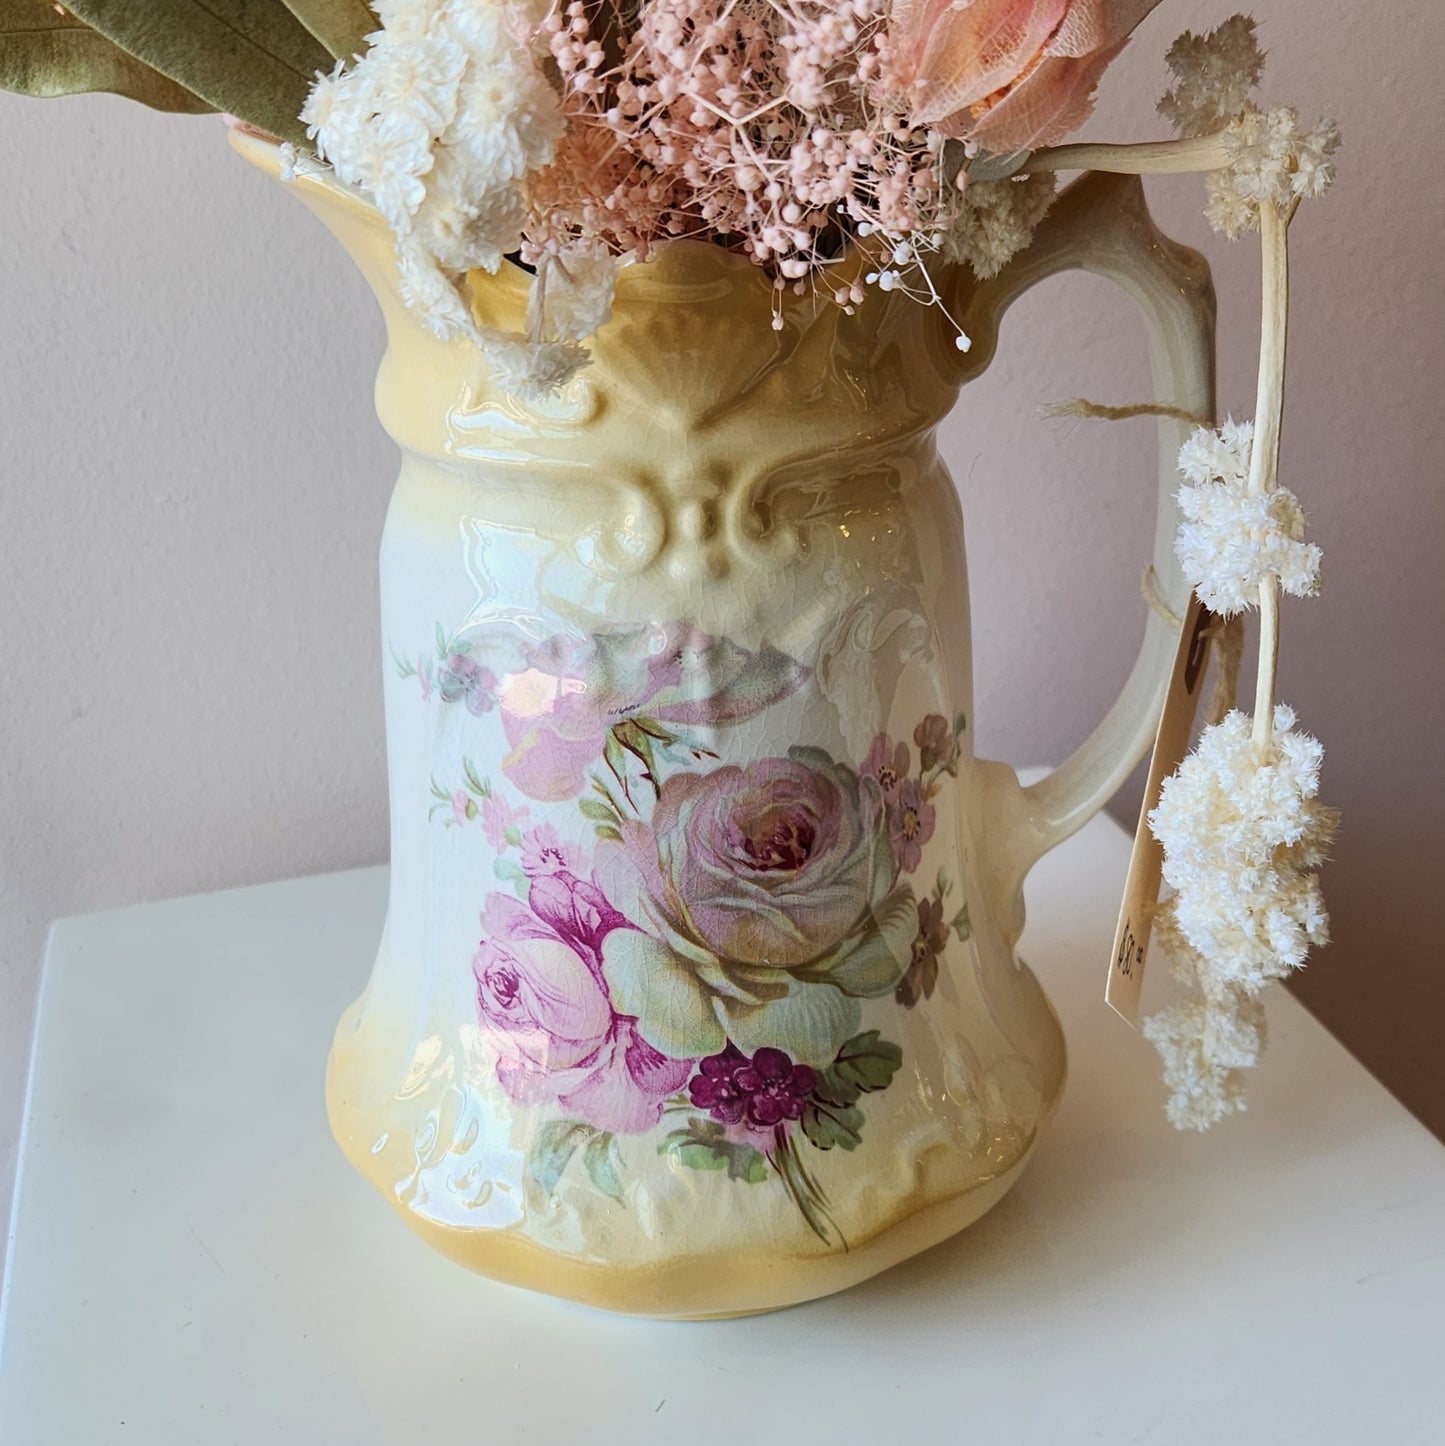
[233,131,1214,1317]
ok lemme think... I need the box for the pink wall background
[3,0,1442,1261]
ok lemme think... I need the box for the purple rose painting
[404,619,965,1240]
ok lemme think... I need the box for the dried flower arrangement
[1,1,1340,1129]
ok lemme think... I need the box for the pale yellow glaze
[232,131,1213,1318]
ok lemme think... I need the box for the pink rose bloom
[498,623,808,802]
[472,874,691,1135]
[621,752,891,969]
[599,748,911,1064]
[887,0,1162,152]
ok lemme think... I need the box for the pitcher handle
[960,170,1216,944]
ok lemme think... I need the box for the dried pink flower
[886,0,1162,152]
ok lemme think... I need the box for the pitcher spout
[228,127,522,441]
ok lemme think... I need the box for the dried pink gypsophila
[537,0,947,296]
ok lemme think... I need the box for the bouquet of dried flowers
[1,2,1342,1129]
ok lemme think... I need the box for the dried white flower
[942,173,1057,280]
[1174,422,1322,615]
[1150,705,1337,995]
[302,0,577,391]
[1142,981,1266,1131]
[395,239,477,338]
[526,243,621,344]
[1158,13,1340,238]
[363,27,468,135]
[445,55,563,188]
[1158,14,1265,138]
[1205,105,1341,237]
[483,334,590,398]
[1143,706,1336,1129]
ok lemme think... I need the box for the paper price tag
[1106,594,1216,1026]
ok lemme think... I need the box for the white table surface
[3,811,1442,1444]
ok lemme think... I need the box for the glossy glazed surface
[232,132,1212,1316]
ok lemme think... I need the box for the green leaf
[660,1120,769,1184]
[722,982,860,1066]
[493,857,528,898]
[461,758,490,798]
[951,903,972,942]
[61,0,334,146]
[279,0,373,58]
[387,641,416,679]
[629,716,677,745]
[528,1120,596,1196]
[603,727,628,789]
[616,721,661,796]
[812,1031,904,1111]
[830,1029,904,1093]
[801,1098,864,1152]
[582,1131,625,1203]
[435,622,450,657]
[0,1,213,111]
[593,824,623,843]
[794,887,915,998]
[602,930,726,1059]
[578,797,619,825]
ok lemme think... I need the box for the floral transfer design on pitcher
[399,620,969,1242]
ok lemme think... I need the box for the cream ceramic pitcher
[234,132,1213,1319]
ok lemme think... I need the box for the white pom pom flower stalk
[993,15,1342,1128]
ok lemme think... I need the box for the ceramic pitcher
[235,132,1213,1318]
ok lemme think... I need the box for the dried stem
[1248,201,1291,755]
[1025,132,1233,176]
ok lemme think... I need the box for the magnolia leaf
[62,0,334,145]
[0,2,212,111]
[280,0,374,59]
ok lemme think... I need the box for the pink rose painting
[414,619,963,1239]
[597,748,916,1065]
[472,874,691,1135]
[888,0,1162,151]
